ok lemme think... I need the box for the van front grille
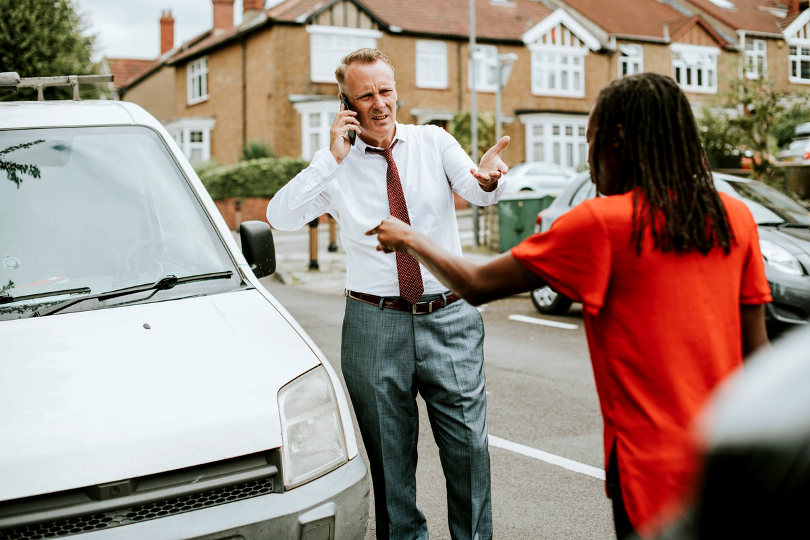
[2,477,273,540]
[0,451,280,540]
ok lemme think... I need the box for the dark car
[530,172,810,337]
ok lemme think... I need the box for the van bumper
[77,456,369,540]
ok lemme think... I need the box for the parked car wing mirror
[240,221,276,278]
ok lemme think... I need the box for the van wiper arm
[0,287,91,305]
[29,271,233,317]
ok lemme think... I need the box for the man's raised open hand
[470,135,510,192]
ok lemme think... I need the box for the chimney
[212,0,235,31]
[243,0,265,24]
[160,10,174,55]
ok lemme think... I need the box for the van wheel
[530,286,573,315]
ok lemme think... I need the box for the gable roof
[559,0,691,40]
[105,58,155,89]
[668,14,730,46]
[678,0,790,36]
[269,0,554,42]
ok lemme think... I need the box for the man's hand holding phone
[330,94,361,164]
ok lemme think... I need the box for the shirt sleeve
[739,213,773,305]
[266,148,338,231]
[511,201,611,315]
[437,126,507,206]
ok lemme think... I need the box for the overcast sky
[74,0,281,60]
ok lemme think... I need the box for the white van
[0,74,368,539]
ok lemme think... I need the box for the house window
[293,100,338,160]
[469,45,498,92]
[521,114,588,169]
[671,44,718,94]
[187,57,208,105]
[166,117,216,164]
[745,39,767,78]
[307,26,382,84]
[416,40,448,89]
[528,24,588,97]
[619,44,643,77]
[789,45,810,83]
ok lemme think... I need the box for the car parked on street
[0,73,369,539]
[530,171,810,337]
[776,122,810,164]
[502,161,577,197]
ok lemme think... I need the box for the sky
[74,0,282,60]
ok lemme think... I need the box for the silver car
[530,172,810,339]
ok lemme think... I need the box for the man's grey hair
[335,48,395,93]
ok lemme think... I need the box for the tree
[0,0,102,101]
[698,67,810,186]
[447,112,495,158]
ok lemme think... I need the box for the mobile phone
[340,94,356,146]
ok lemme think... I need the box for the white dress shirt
[266,123,507,296]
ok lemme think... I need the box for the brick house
[118,0,808,171]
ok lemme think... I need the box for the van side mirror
[239,221,276,278]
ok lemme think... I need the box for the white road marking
[509,314,578,330]
[489,435,605,480]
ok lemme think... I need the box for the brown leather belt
[346,290,461,314]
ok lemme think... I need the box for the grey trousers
[341,295,492,540]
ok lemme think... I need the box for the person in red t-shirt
[366,73,772,538]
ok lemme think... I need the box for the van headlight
[760,239,805,276]
[278,366,348,489]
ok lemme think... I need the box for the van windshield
[0,126,242,319]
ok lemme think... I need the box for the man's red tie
[367,144,424,304]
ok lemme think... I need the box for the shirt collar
[356,123,408,153]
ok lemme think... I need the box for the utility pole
[469,0,480,246]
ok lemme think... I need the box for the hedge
[198,156,309,200]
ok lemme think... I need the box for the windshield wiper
[29,271,233,317]
[0,287,91,306]
[758,221,810,229]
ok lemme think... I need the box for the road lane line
[489,435,605,480]
[509,314,578,330]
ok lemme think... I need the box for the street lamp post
[495,53,518,142]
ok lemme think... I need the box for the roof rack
[0,72,113,101]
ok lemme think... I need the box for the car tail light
[803,151,810,161]
[534,211,545,233]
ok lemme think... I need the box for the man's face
[342,60,397,144]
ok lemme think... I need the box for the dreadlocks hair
[590,72,733,255]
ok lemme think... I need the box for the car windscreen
[717,178,810,226]
[0,125,242,319]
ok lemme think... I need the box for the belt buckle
[412,299,437,315]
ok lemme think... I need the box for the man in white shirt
[267,48,509,540]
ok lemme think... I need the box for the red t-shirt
[511,191,772,533]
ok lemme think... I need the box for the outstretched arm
[366,216,545,305]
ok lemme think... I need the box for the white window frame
[789,44,810,84]
[187,57,209,105]
[619,44,643,77]
[307,26,382,84]
[293,100,339,160]
[744,38,767,79]
[469,44,498,93]
[416,40,448,89]
[520,113,588,170]
[671,43,719,94]
[529,46,587,97]
[166,117,216,164]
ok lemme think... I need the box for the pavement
[268,208,499,294]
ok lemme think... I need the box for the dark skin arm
[366,216,545,305]
[369,217,773,358]
[741,304,769,357]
